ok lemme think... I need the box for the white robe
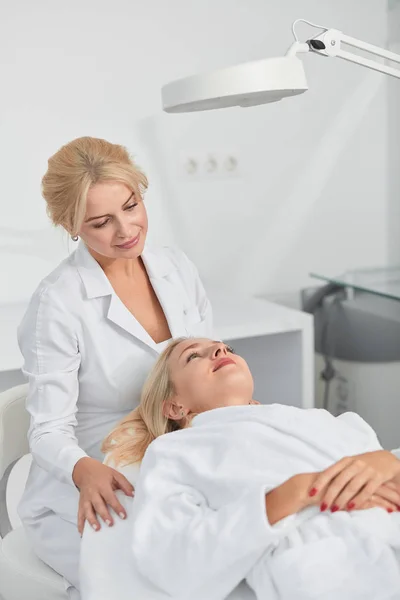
[126,405,400,600]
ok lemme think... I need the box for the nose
[211,342,228,359]
[115,218,132,239]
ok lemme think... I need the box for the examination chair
[0,384,69,600]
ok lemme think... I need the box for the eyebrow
[179,340,221,360]
[84,191,135,223]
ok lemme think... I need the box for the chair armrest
[0,384,29,480]
[0,384,29,538]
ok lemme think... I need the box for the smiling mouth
[116,234,140,249]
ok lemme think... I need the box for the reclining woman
[80,337,400,600]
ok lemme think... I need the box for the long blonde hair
[102,338,187,467]
[42,136,148,236]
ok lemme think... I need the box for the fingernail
[348,502,355,510]
[309,487,318,497]
[320,502,328,512]
[331,505,339,513]
[105,520,112,527]
[387,508,394,513]
[92,523,99,531]
[119,512,126,519]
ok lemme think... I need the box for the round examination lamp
[162,56,308,113]
[161,20,400,113]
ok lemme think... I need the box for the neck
[188,396,255,419]
[88,247,143,280]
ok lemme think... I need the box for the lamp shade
[162,55,308,113]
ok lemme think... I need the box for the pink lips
[213,357,235,372]
[116,233,140,250]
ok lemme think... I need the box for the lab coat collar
[73,242,113,299]
[73,241,187,350]
[73,241,176,300]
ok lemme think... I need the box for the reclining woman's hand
[72,457,135,535]
[309,451,400,512]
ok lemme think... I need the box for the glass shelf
[310,266,400,302]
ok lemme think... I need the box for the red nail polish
[331,505,339,513]
[309,487,318,497]
[387,508,394,513]
[320,502,328,512]
[348,502,355,510]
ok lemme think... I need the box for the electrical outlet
[178,151,241,181]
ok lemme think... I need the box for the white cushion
[0,526,68,600]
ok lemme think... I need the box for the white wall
[0,0,395,309]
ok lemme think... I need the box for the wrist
[72,456,93,488]
[289,474,312,511]
[393,457,400,484]
[265,476,307,525]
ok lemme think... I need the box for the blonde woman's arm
[19,286,133,533]
[18,285,87,485]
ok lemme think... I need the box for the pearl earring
[71,235,79,242]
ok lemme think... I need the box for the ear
[163,398,186,421]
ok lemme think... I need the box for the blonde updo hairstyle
[42,137,148,237]
[102,338,190,468]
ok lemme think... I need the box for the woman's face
[78,181,148,259]
[166,338,255,419]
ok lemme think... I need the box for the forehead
[86,182,133,210]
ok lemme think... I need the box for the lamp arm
[306,27,400,80]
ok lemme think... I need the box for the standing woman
[18,137,213,598]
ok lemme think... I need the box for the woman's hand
[309,451,400,512]
[72,457,135,535]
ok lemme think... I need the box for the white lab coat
[81,405,400,600]
[17,241,213,592]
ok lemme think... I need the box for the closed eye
[186,352,201,363]
[186,345,235,363]
[92,203,138,229]
[93,219,110,229]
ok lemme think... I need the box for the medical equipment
[302,272,400,450]
[161,18,400,112]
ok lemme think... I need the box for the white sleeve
[336,411,382,450]
[131,440,290,598]
[18,285,87,486]
[337,413,400,459]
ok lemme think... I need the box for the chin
[113,245,144,259]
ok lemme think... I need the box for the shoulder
[19,254,82,331]
[30,251,83,305]
[143,429,192,464]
